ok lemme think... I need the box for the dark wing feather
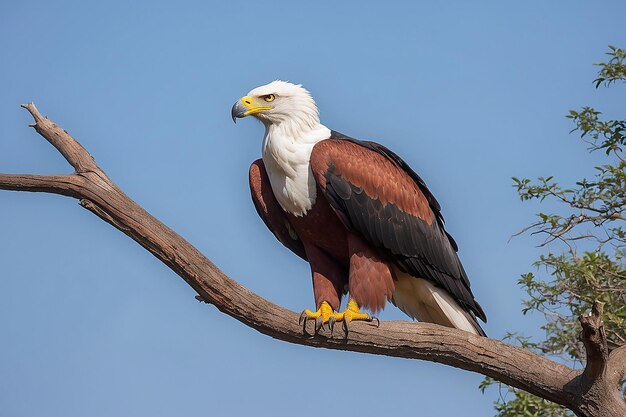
[249,159,307,261]
[329,130,443,222]
[310,134,486,323]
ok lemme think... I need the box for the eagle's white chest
[262,124,331,217]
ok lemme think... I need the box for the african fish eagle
[231,81,486,336]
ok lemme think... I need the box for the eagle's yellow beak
[231,96,273,122]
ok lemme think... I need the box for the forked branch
[2,104,625,417]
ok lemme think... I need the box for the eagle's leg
[339,232,394,334]
[298,242,346,334]
[327,298,379,334]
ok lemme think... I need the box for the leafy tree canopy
[482,46,626,417]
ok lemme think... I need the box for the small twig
[20,102,101,175]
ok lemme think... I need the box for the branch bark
[2,103,625,417]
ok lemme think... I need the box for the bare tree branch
[21,103,99,174]
[2,103,625,417]
[0,173,82,196]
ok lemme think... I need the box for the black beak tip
[231,102,243,124]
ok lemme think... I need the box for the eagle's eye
[262,94,275,102]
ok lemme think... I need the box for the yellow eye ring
[263,94,275,102]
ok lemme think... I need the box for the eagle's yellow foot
[299,301,336,334]
[328,299,380,335]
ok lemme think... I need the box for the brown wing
[309,133,486,324]
[249,159,307,261]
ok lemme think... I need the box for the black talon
[315,316,323,334]
[365,314,380,327]
[328,317,336,335]
[342,318,350,334]
[299,311,307,325]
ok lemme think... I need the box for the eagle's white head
[232,80,331,216]
[231,80,321,132]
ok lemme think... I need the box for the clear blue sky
[1,2,624,416]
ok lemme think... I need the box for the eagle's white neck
[262,118,331,217]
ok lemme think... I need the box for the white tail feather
[392,269,481,335]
